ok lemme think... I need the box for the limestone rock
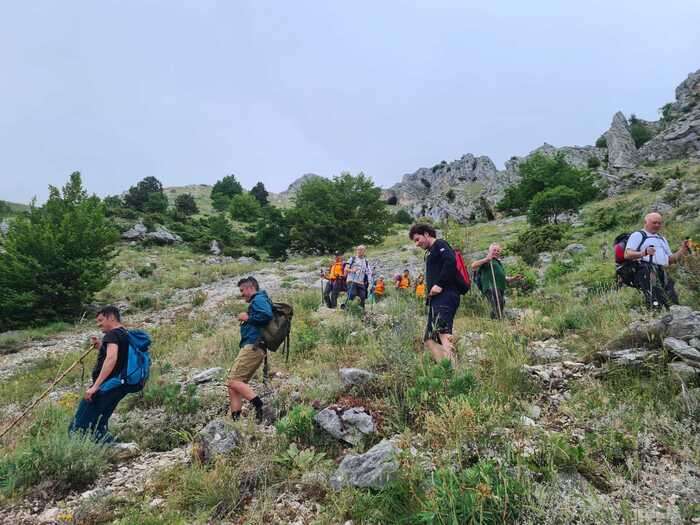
[596,348,660,367]
[145,226,182,245]
[529,340,566,364]
[209,240,221,256]
[194,418,240,461]
[664,338,700,364]
[339,368,376,387]
[689,338,700,349]
[315,407,375,446]
[669,361,700,382]
[0,219,9,236]
[564,243,586,255]
[237,256,257,265]
[605,112,639,170]
[121,222,147,240]
[38,507,60,523]
[330,439,400,490]
[109,442,141,461]
[666,306,700,340]
[192,367,223,384]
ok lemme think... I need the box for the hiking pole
[0,343,95,440]
[489,261,502,319]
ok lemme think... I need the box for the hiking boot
[257,405,276,426]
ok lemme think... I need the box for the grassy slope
[1,160,700,522]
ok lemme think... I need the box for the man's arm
[624,233,649,261]
[669,240,690,264]
[471,255,491,271]
[85,344,118,400]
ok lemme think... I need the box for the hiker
[396,269,411,290]
[69,306,142,442]
[623,212,690,308]
[322,252,345,308]
[373,276,386,301]
[409,224,461,364]
[471,243,522,319]
[227,276,273,423]
[342,245,373,310]
[415,273,426,299]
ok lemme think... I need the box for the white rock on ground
[192,367,224,384]
[330,439,401,490]
[315,407,375,446]
[339,368,376,387]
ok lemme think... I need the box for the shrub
[595,135,607,148]
[229,192,262,222]
[124,176,167,212]
[275,405,316,443]
[587,157,601,169]
[629,114,654,148]
[646,176,665,191]
[393,208,413,224]
[584,202,642,232]
[294,323,320,357]
[138,381,201,415]
[256,207,291,260]
[0,173,119,330]
[497,153,599,215]
[210,175,243,212]
[249,181,269,206]
[0,407,109,496]
[527,186,580,226]
[509,225,569,263]
[174,193,198,217]
[286,172,391,254]
[407,358,477,415]
[273,443,332,478]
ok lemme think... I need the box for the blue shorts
[426,288,460,339]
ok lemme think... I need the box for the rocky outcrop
[121,222,147,240]
[271,173,326,205]
[605,112,639,169]
[339,368,376,387]
[639,69,700,163]
[146,226,182,245]
[384,154,515,223]
[193,418,240,462]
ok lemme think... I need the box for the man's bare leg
[227,380,257,413]
[424,334,456,366]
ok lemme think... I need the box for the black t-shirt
[425,239,458,292]
[92,327,130,383]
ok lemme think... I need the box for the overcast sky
[1,1,699,203]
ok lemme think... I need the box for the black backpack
[260,303,294,363]
[613,231,647,287]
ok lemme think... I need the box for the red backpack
[454,250,472,294]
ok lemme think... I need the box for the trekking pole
[0,343,95,440]
[489,261,502,319]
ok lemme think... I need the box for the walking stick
[489,261,503,319]
[0,344,95,440]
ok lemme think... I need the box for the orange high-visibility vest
[415,283,426,298]
[375,280,385,295]
[398,276,410,289]
[327,262,344,280]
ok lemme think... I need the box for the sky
[1,1,699,204]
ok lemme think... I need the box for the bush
[137,381,200,415]
[0,407,109,496]
[527,185,580,226]
[584,202,641,232]
[174,193,199,217]
[210,175,243,212]
[229,192,262,222]
[629,114,654,148]
[393,208,413,224]
[509,225,569,264]
[0,173,119,330]
[497,153,599,216]
[647,176,665,191]
[276,405,316,444]
[124,176,166,212]
[294,323,320,357]
[256,207,291,260]
[587,157,601,169]
[249,182,269,206]
[407,358,477,415]
[287,172,391,254]
[595,135,607,148]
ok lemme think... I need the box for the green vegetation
[0,172,119,330]
[124,176,169,213]
[249,181,269,206]
[173,193,199,217]
[210,174,243,212]
[629,114,654,148]
[229,192,261,222]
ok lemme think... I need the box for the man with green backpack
[227,276,292,423]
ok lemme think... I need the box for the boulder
[666,306,700,340]
[145,226,182,245]
[330,439,401,490]
[109,442,141,461]
[237,256,257,265]
[669,361,700,382]
[192,367,224,384]
[564,243,586,255]
[194,418,240,461]
[690,338,700,349]
[121,222,147,240]
[38,507,61,523]
[209,240,221,256]
[0,219,9,236]
[595,348,660,367]
[605,112,639,170]
[315,407,375,446]
[664,337,700,364]
[529,340,566,364]
[339,368,376,387]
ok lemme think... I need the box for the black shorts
[426,288,460,339]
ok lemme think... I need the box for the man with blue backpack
[69,305,150,442]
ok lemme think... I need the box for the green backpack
[260,302,294,363]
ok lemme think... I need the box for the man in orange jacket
[322,252,345,308]
[397,269,411,290]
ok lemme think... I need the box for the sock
[250,396,263,421]
[231,410,241,421]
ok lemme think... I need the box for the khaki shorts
[228,344,265,383]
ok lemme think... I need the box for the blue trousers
[68,384,137,442]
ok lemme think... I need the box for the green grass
[0,321,74,354]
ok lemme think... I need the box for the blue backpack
[100,330,152,392]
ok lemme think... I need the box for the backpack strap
[635,231,649,252]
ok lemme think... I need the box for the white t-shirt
[346,256,372,285]
[625,230,672,267]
